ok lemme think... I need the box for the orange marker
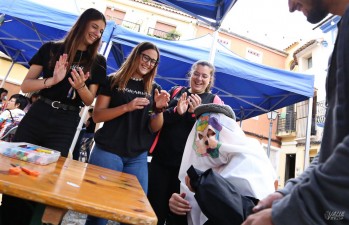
[9,167,21,175]
[20,167,39,177]
[10,163,39,177]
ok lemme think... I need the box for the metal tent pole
[304,97,313,169]
[208,30,219,63]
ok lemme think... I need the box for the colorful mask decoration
[193,113,222,158]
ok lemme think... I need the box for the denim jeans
[85,144,148,225]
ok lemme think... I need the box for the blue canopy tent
[154,0,238,62]
[0,0,114,68]
[0,0,115,157]
[154,0,316,164]
[107,25,314,120]
[154,0,238,29]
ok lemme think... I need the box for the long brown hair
[111,42,160,95]
[50,8,106,74]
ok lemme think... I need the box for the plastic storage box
[0,142,61,165]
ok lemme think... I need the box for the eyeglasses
[9,99,16,103]
[192,71,210,79]
[141,53,158,66]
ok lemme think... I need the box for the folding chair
[0,125,18,142]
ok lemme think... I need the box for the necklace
[130,77,143,82]
[70,51,84,70]
[67,51,84,99]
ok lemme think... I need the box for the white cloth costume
[178,104,276,225]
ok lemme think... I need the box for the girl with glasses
[85,42,170,225]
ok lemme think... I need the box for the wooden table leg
[41,206,68,225]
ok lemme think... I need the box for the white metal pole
[267,118,273,158]
[304,97,313,169]
[67,106,89,159]
[208,30,219,63]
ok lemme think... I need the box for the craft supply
[20,166,39,177]
[36,148,53,154]
[0,142,60,165]
[8,167,21,175]
[11,163,39,177]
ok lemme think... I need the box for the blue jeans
[85,144,148,225]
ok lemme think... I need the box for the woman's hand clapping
[176,92,202,115]
[52,54,68,85]
[154,89,170,109]
[69,67,90,90]
[126,97,150,112]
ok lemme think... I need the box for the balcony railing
[277,101,326,138]
[316,100,326,127]
[147,27,180,40]
[277,112,296,135]
[107,16,140,32]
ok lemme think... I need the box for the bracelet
[153,105,165,114]
[149,112,160,119]
[76,83,86,91]
[43,78,51,88]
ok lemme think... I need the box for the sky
[222,0,323,50]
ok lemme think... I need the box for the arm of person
[21,54,68,93]
[176,92,189,115]
[187,94,224,113]
[159,86,186,125]
[271,137,349,225]
[149,89,170,132]
[185,167,259,225]
[20,65,44,93]
[150,113,164,133]
[243,138,349,225]
[93,94,150,123]
[74,82,98,106]
[252,154,319,213]
[182,94,223,122]
[169,193,192,216]
[68,67,98,106]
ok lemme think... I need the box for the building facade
[276,16,338,187]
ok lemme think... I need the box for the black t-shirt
[151,86,218,167]
[29,42,107,107]
[94,76,161,157]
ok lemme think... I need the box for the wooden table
[0,154,157,225]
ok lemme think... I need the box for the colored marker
[35,148,53,154]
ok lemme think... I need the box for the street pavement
[62,210,119,225]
